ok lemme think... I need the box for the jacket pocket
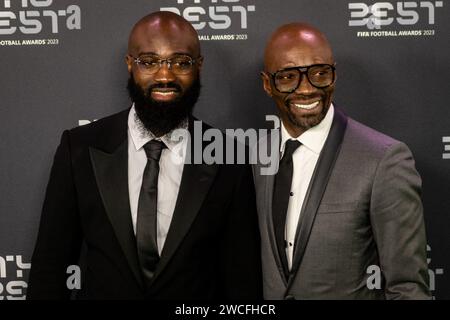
[317,202,358,214]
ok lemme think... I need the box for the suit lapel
[287,107,348,288]
[150,119,219,283]
[262,131,289,285]
[265,171,290,286]
[89,109,144,289]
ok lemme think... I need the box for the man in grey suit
[253,22,431,299]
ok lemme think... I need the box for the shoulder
[63,108,129,150]
[192,117,250,154]
[68,109,129,137]
[342,117,407,159]
[338,116,418,183]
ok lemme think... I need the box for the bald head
[264,23,334,72]
[128,11,201,57]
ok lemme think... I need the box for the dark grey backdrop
[1,0,449,299]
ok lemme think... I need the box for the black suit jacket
[27,109,262,300]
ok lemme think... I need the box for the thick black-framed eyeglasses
[268,64,336,93]
[128,54,202,75]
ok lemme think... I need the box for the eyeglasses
[268,64,336,93]
[129,54,202,75]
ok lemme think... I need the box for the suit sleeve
[27,130,82,300]
[219,164,263,300]
[370,142,431,299]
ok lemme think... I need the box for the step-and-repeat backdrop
[1,0,449,299]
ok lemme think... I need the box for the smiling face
[262,23,336,137]
[125,12,203,136]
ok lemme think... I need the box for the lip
[289,99,321,111]
[152,87,179,92]
[289,98,321,105]
[151,89,180,101]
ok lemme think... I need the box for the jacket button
[284,294,295,300]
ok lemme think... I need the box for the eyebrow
[138,51,193,57]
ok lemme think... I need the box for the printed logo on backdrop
[365,244,444,298]
[0,255,80,299]
[0,0,81,47]
[348,1,444,38]
[0,255,30,300]
[442,136,450,159]
[427,245,445,299]
[160,0,256,41]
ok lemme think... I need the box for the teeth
[153,91,176,95]
[294,101,319,110]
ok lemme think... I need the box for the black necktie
[272,139,301,278]
[136,140,166,284]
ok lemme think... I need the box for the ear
[332,62,337,84]
[261,71,273,97]
[125,55,133,73]
[196,56,204,72]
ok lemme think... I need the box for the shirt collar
[128,104,189,154]
[280,103,335,155]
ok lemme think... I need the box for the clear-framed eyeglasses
[128,54,202,75]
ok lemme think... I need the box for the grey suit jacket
[253,107,431,300]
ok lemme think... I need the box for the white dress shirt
[127,105,188,255]
[280,104,334,270]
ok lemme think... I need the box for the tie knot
[282,139,301,160]
[143,140,166,161]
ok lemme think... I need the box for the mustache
[285,94,322,105]
[147,82,182,93]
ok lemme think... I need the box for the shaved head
[128,11,201,57]
[264,23,334,72]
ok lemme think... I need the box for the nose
[294,72,315,95]
[154,61,176,83]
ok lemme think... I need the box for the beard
[284,94,332,132]
[127,74,201,137]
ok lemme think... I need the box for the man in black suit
[27,11,262,300]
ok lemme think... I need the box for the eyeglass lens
[136,55,195,74]
[274,65,334,92]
